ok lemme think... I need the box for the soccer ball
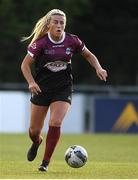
[64,145,88,168]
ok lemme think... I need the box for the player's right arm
[21,54,41,94]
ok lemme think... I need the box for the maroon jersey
[28,32,85,93]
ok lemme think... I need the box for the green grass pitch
[0,133,138,179]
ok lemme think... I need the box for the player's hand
[96,68,108,82]
[28,82,42,95]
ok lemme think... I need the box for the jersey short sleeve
[72,35,85,53]
[27,39,44,58]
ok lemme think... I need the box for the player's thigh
[49,101,71,126]
[30,103,49,130]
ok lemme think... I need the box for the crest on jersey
[66,47,71,55]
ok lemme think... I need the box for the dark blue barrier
[94,96,138,133]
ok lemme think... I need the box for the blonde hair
[22,9,66,45]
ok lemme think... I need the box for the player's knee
[29,128,41,137]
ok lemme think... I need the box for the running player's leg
[39,101,70,171]
[27,104,49,161]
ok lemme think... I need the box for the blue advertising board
[94,96,138,133]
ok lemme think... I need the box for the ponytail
[21,9,66,45]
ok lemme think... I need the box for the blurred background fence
[0,84,138,133]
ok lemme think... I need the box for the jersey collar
[48,32,65,44]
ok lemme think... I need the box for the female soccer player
[21,9,107,172]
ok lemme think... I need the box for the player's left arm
[81,47,108,82]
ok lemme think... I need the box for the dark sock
[43,126,61,162]
[29,128,41,144]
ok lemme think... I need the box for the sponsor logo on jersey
[44,49,55,55]
[30,43,36,49]
[44,61,67,72]
[112,102,138,132]
[52,44,64,48]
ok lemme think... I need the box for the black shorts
[30,86,73,106]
